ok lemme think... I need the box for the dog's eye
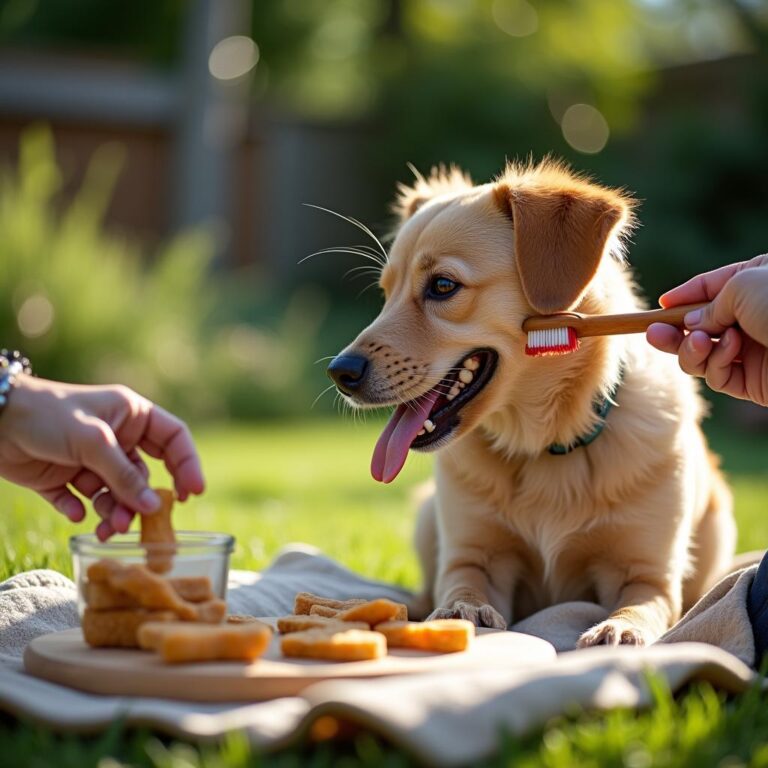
[426,276,460,300]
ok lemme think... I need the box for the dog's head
[328,160,634,482]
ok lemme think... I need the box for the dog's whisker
[302,203,388,262]
[311,383,338,410]
[313,355,337,365]
[356,281,382,300]
[299,247,384,268]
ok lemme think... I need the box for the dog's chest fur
[436,374,699,621]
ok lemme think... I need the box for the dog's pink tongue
[371,390,440,484]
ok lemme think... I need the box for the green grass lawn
[1,419,767,766]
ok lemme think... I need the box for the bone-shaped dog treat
[140,488,177,573]
[336,598,407,625]
[85,560,223,622]
[85,576,214,610]
[138,620,273,663]
[280,627,386,661]
[293,592,366,615]
[277,614,369,634]
[82,608,177,648]
[376,619,474,653]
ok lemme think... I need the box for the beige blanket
[0,545,763,767]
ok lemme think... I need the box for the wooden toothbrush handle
[522,302,708,337]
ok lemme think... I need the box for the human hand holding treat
[647,254,768,406]
[0,376,205,539]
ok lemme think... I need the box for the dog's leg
[429,551,513,630]
[427,475,516,630]
[578,577,678,647]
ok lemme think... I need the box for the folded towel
[0,545,763,767]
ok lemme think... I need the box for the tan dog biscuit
[140,488,177,573]
[377,619,474,653]
[308,604,341,618]
[85,581,138,610]
[85,576,213,610]
[82,608,176,648]
[338,599,407,625]
[277,614,368,634]
[169,576,214,603]
[226,614,261,625]
[87,559,197,619]
[193,598,227,624]
[280,628,386,662]
[293,592,366,615]
[137,620,273,663]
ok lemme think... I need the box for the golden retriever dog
[327,159,736,646]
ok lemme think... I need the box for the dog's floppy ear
[504,187,627,314]
[393,164,472,222]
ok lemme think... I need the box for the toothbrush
[522,302,708,357]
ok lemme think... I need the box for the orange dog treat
[137,620,273,663]
[193,598,227,624]
[281,628,386,662]
[85,581,138,610]
[226,614,261,625]
[82,608,176,648]
[376,619,474,653]
[277,614,368,634]
[293,592,366,615]
[338,598,407,625]
[87,559,197,619]
[85,576,213,610]
[169,576,214,603]
[140,488,177,573]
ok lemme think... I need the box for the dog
[327,159,735,646]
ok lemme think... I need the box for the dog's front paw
[577,618,649,648]
[428,601,507,630]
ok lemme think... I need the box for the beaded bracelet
[0,349,32,416]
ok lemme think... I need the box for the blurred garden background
[1,1,768,764]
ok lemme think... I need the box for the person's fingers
[110,504,134,533]
[93,488,116,521]
[139,405,205,500]
[95,518,114,542]
[659,262,745,308]
[704,328,745,396]
[682,273,744,336]
[646,323,684,354]
[70,469,107,500]
[77,416,160,514]
[676,330,713,377]
[39,487,86,523]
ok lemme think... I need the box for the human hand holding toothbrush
[647,254,768,407]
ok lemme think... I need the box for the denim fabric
[747,550,768,665]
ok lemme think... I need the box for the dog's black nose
[327,354,369,394]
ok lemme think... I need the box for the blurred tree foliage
[1,0,767,407]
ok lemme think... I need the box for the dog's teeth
[417,428,426,436]
[458,381,466,389]
[446,391,456,401]
[463,357,480,371]
[423,419,435,433]
[459,369,473,384]
[449,384,461,398]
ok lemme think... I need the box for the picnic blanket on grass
[0,545,764,767]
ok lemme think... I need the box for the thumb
[684,279,739,336]
[79,418,160,514]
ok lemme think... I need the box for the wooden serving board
[24,620,554,702]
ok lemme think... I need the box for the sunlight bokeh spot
[17,293,54,338]
[561,104,610,154]
[492,0,538,38]
[208,35,259,81]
